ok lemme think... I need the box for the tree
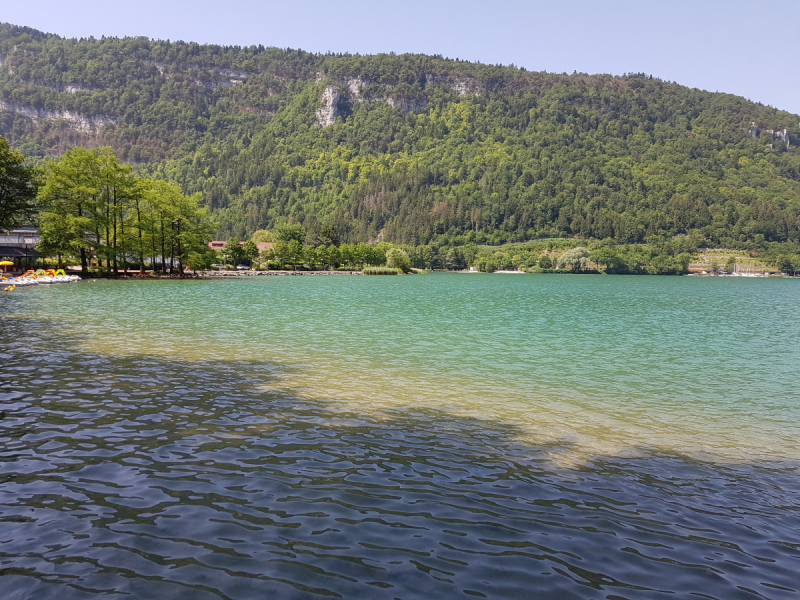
[339,243,354,268]
[557,247,590,271]
[328,245,341,268]
[413,245,435,269]
[303,245,317,269]
[775,255,795,275]
[251,229,274,244]
[537,254,553,269]
[285,240,302,269]
[493,251,512,270]
[224,238,245,266]
[725,256,736,273]
[271,240,287,268]
[242,240,259,265]
[275,223,306,244]
[463,244,478,267]
[364,245,385,267]
[261,244,276,269]
[37,145,215,275]
[37,204,89,269]
[675,253,692,274]
[37,146,102,275]
[319,224,340,246]
[445,248,465,270]
[482,257,498,273]
[316,245,330,269]
[386,247,412,273]
[590,247,624,271]
[0,136,37,232]
[171,190,216,274]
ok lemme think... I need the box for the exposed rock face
[194,78,244,90]
[346,78,368,101]
[772,128,790,146]
[14,81,94,93]
[217,68,251,79]
[315,85,340,126]
[314,73,478,124]
[0,100,115,132]
[750,122,791,147]
[449,78,474,96]
[423,74,477,96]
[387,96,427,112]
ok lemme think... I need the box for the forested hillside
[2,22,799,247]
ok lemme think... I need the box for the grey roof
[0,246,40,258]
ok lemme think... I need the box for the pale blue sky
[3,0,799,113]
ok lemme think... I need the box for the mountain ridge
[1,22,799,248]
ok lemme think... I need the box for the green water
[2,274,800,599]
[36,274,800,462]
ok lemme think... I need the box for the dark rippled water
[2,276,800,599]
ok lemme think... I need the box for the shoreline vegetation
[0,137,800,278]
[2,139,795,278]
[2,139,798,279]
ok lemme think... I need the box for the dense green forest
[1,22,799,251]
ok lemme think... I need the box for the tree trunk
[95,230,101,273]
[105,187,111,273]
[176,219,183,277]
[120,210,127,275]
[136,201,144,276]
[169,222,175,275]
[78,203,88,276]
[160,215,166,275]
[112,187,119,275]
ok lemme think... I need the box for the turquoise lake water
[2,274,799,598]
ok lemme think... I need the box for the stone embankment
[198,270,361,278]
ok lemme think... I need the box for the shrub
[363,266,401,275]
[386,248,412,273]
[557,247,590,270]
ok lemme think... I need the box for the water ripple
[1,316,799,599]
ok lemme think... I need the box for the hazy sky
[3,0,799,114]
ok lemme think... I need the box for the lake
[2,274,799,599]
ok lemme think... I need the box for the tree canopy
[37,145,215,274]
[0,134,36,230]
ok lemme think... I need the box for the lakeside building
[0,227,41,270]
[208,240,274,253]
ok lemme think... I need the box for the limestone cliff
[315,85,340,126]
[314,71,482,125]
[387,96,428,112]
[0,100,115,132]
